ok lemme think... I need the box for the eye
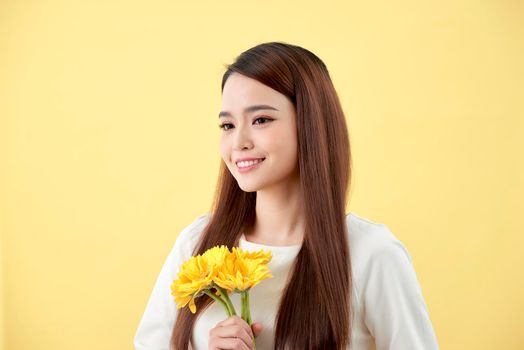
[253,117,273,125]
[218,123,233,131]
[218,117,273,131]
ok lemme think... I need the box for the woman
[134,41,439,350]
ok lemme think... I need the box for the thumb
[251,322,264,337]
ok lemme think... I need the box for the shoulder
[345,212,414,287]
[172,212,212,259]
[345,213,439,348]
[345,212,407,254]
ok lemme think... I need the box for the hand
[208,315,264,350]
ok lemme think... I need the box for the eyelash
[218,117,273,131]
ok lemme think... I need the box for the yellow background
[1,0,522,349]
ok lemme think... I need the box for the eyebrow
[218,104,279,118]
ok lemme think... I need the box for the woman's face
[219,72,299,193]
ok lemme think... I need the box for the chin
[237,183,261,193]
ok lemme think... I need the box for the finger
[217,315,242,327]
[215,324,254,348]
[251,322,264,337]
[213,337,251,350]
[217,315,254,338]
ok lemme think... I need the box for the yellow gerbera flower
[202,245,230,269]
[201,245,230,297]
[233,247,272,264]
[170,254,217,313]
[213,247,273,292]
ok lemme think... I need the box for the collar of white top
[239,233,303,252]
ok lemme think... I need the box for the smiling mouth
[236,158,265,171]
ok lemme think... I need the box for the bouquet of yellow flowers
[170,245,273,347]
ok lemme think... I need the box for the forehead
[221,73,288,109]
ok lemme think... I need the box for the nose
[232,123,253,150]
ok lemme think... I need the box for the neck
[245,180,305,246]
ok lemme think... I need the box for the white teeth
[237,158,264,168]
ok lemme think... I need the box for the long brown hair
[170,41,353,349]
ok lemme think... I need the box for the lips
[236,158,265,172]
[237,158,264,165]
[235,157,266,164]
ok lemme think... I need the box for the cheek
[285,130,299,161]
[219,141,229,162]
[268,130,298,161]
[273,125,297,147]
[265,126,293,147]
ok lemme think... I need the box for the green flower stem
[240,291,248,322]
[241,290,256,349]
[247,291,252,324]
[241,293,245,320]
[202,290,231,316]
[214,285,237,316]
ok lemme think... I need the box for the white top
[134,212,439,350]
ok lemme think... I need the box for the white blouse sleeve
[133,215,207,350]
[361,238,439,350]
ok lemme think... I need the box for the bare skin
[216,73,306,348]
[220,73,306,247]
[208,315,264,350]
